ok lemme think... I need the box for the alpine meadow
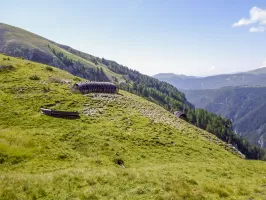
[0,54,266,199]
[1,1,266,200]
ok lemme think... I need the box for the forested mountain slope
[184,86,266,148]
[1,55,266,199]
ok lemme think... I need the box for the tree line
[49,46,109,81]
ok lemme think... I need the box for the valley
[184,86,266,148]
[155,71,266,150]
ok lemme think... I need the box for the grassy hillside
[0,22,193,112]
[184,86,266,148]
[0,22,120,81]
[2,22,257,158]
[1,55,266,199]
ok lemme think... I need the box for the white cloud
[233,6,266,27]
[233,18,253,27]
[249,26,265,32]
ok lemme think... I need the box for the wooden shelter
[73,81,118,94]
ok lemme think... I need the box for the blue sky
[1,0,266,76]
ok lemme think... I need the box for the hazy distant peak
[154,67,266,90]
[245,67,266,75]
[153,73,197,79]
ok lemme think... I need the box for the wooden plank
[41,108,79,117]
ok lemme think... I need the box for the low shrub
[45,66,53,71]
[43,86,50,93]
[48,77,62,83]
[29,75,40,80]
[0,64,14,72]
[73,77,81,82]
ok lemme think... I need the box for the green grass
[0,54,266,199]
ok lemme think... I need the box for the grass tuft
[45,66,53,71]
[29,74,40,80]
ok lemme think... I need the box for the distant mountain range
[154,70,266,148]
[184,86,266,148]
[154,69,266,90]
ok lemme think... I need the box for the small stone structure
[174,111,188,121]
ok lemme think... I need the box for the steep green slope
[184,86,266,148]
[0,22,265,160]
[0,22,192,113]
[1,55,266,199]
[0,22,117,81]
